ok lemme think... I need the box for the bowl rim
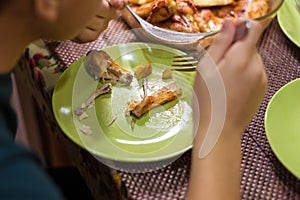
[253,0,284,21]
[126,5,218,39]
[122,0,284,48]
[125,0,284,34]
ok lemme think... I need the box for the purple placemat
[46,16,300,199]
[240,18,300,199]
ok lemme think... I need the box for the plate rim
[52,42,194,163]
[265,78,300,179]
[277,0,300,47]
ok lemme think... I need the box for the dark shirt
[0,74,64,199]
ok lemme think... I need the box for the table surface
[46,16,300,199]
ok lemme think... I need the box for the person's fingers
[233,20,249,42]
[73,29,103,43]
[85,16,110,31]
[236,19,263,48]
[97,0,119,19]
[221,19,263,64]
[206,19,236,63]
[73,22,109,43]
[109,0,128,9]
[72,0,127,44]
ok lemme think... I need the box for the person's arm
[0,74,64,199]
[0,139,65,200]
[73,0,127,43]
[187,19,267,200]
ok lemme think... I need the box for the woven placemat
[240,18,300,199]
[46,17,300,199]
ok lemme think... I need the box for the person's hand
[187,19,267,200]
[194,18,267,135]
[73,0,127,43]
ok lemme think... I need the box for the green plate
[265,78,300,179]
[277,0,300,47]
[52,42,196,162]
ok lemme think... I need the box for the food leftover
[85,50,133,85]
[133,63,153,79]
[129,0,269,33]
[127,82,182,118]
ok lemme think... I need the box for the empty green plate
[265,78,300,179]
[277,0,300,47]
[52,42,196,163]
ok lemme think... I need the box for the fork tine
[172,56,198,66]
[171,67,196,72]
[172,56,198,63]
[174,50,200,59]
[172,62,197,67]
[172,49,205,69]
[172,52,198,70]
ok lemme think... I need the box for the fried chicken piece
[127,82,182,118]
[85,50,133,85]
[134,63,152,79]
